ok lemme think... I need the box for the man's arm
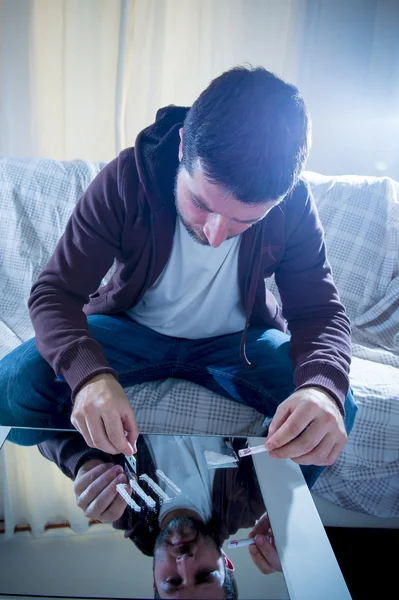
[267,181,352,466]
[38,432,120,480]
[28,153,132,399]
[38,434,131,524]
[29,151,140,455]
[275,181,351,413]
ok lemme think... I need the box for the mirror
[0,428,290,599]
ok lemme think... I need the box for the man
[0,65,357,487]
[152,515,238,599]
[38,432,282,599]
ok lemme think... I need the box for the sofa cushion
[267,172,399,356]
[0,157,105,359]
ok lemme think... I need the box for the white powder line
[116,484,141,512]
[139,474,171,503]
[204,449,238,466]
[156,469,182,494]
[130,478,157,510]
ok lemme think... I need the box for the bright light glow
[374,160,388,171]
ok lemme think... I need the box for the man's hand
[265,387,347,466]
[71,374,139,455]
[248,513,282,575]
[73,459,132,523]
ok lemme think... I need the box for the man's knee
[1,338,46,384]
[247,329,292,370]
[0,339,55,417]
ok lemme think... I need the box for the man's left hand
[265,387,347,466]
[248,513,282,575]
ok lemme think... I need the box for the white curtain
[1,0,398,177]
[0,440,117,541]
[0,0,307,161]
[0,0,125,160]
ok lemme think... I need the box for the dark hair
[153,565,238,599]
[182,65,311,204]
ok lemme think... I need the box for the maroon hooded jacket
[28,106,351,413]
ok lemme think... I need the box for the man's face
[175,134,275,248]
[153,517,225,599]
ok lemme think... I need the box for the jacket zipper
[240,224,263,367]
[134,213,156,306]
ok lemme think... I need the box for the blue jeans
[0,314,357,488]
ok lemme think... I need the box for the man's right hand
[74,459,132,523]
[71,373,139,455]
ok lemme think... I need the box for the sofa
[0,156,398,523]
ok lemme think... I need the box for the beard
[154,516,220,556]
[177,209,210,246]
[174,168,210,246]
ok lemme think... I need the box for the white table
[250,436,352,600]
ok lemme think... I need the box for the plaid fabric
[311,356,399,517]
[269,172,399,356]
[0,157,398,517]
[127,379,264,437]
[0,157,106,357]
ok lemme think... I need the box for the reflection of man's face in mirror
[153,515,228,599]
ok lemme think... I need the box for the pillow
[268,172,399,354]
[0,157,105,360]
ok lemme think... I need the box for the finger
[123,412,139,454]
[291,434,336,466]
[249,517,271,537]
[103,412,135,456]
[266,405,313,450]
[123,429,135,456]
[76,465,124,510]
[325,441,345,466]
[248,513,271,538]
[267,403,291,438]
[254,535,282,572]
[249,544,276,574]
[74,462,115,495]
[85,473,128,520]
[100,484,133,523]
[86,415,121,455]
[71,414,96,449]
[249,525,273,541]
[249,538,281,574]
[269,420,328,459]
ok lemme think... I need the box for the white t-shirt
[146,435,225,525]
[127,217,246,338]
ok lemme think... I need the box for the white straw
[227,538,256,549]
[238,444,268,458]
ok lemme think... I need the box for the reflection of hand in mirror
[73,458,132,523]
[71,373,139,455]
[248,513,282,575]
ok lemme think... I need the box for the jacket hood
[134,105,189,211]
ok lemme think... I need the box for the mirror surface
[0,428,289,599]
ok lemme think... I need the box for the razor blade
[125,453,137,476]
